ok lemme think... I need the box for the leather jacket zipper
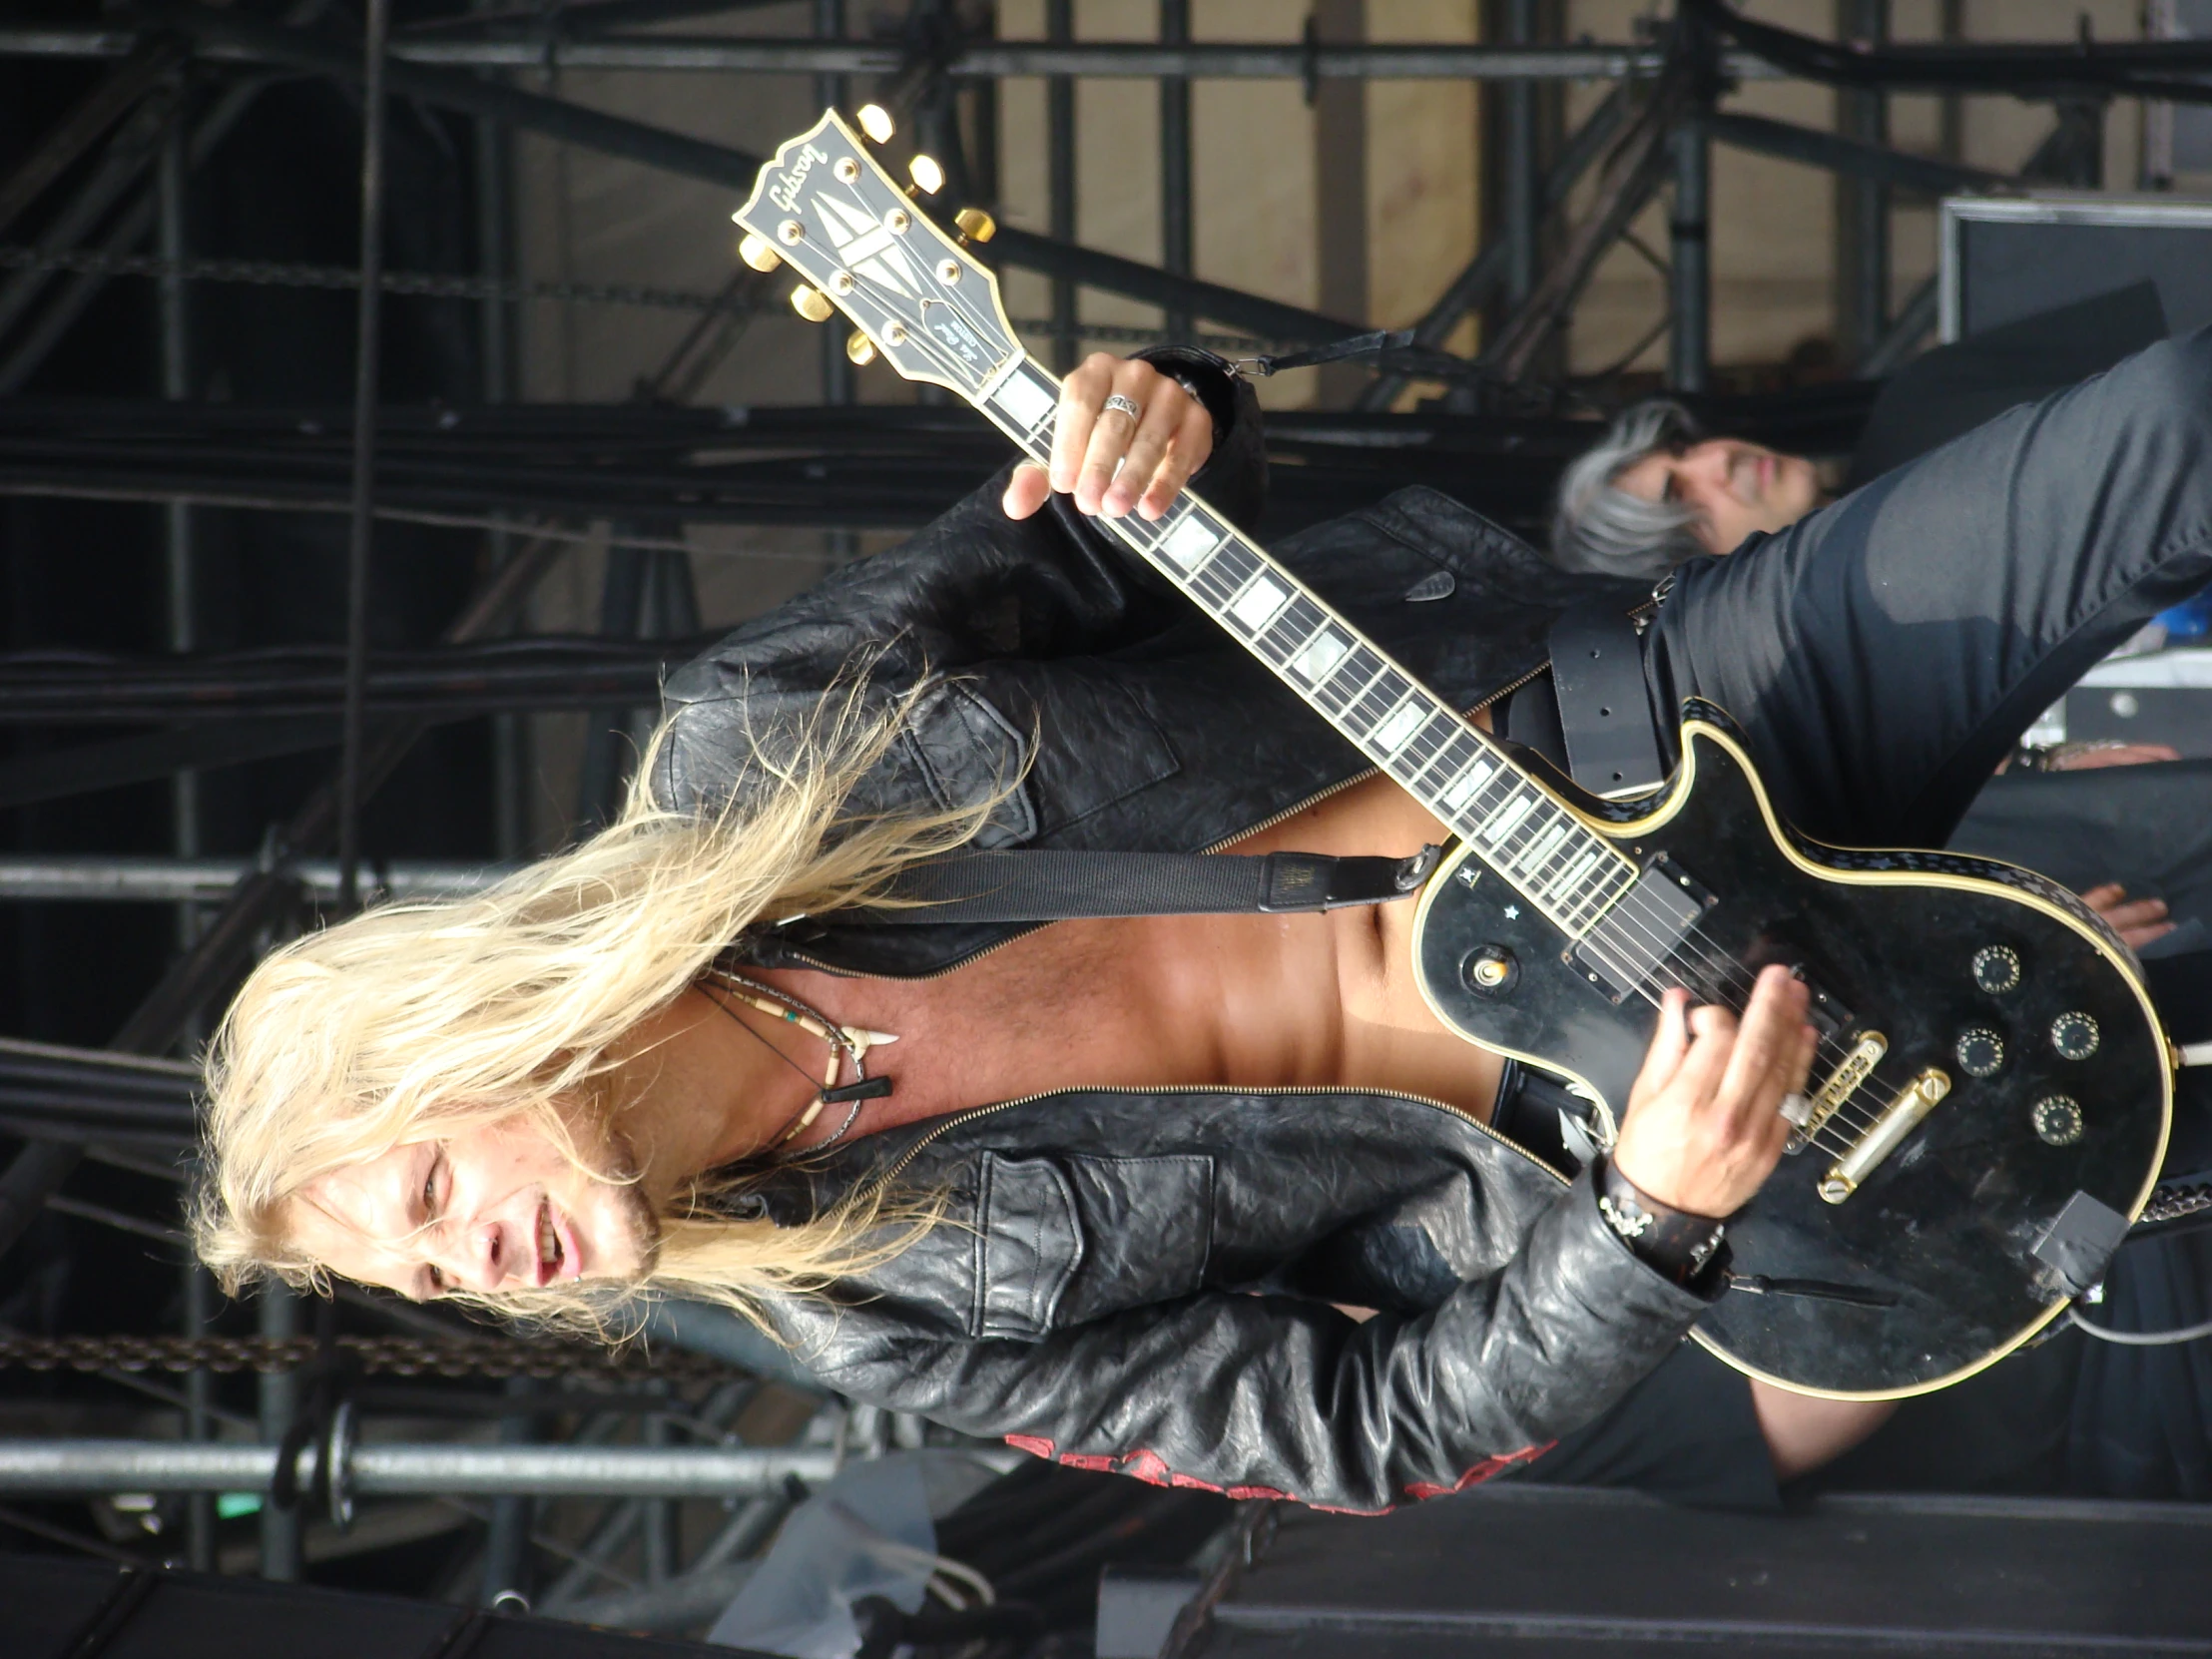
[863,1082,1572,1201]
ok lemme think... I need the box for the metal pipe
[1354,78,1627,411]
[0,855,514,903]
[471,0,523,865]
[985,222,1360,344]
[183,1263,216,1572]
[0,1438,840,1497]
[642,1401,676,1584]
[258,1289,301,1581]
[1501,0,1539,307]
[1666,113,1711,393]
[337,0,392,913]
[1858,271,1936,377]
[0,30,1783,80]
[0,43,183,241]
[0,77,182,355]
[1047,0,1077,371]
[0,0,333,393]
[119,8,1363,347]
[1838,0,1890,364]
[814,0,851,409]
[1159,0,1192,343]
[1704,110,2004,198]
[480,1378,533,1609]
[157,92,201,971]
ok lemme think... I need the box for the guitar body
[738,110,2173,1398]
[1413,706,2171,1398]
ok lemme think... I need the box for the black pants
[1649,325,2212,853]
[1560,329,2212,1509]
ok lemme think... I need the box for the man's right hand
[1609,963,1817,1218]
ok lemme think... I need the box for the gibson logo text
[769,143,830,213]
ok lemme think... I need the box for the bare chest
[767,776,1506,1137]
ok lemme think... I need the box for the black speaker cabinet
[5,1553,774,1659]
[1940,194,2212,342]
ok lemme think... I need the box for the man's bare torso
[735,772,1507,1150]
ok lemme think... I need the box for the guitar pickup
[1571,855,1713,1004]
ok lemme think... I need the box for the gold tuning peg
[953,207,997,245]
[845,329,878,366]
[790,284,835,323]
[906,154,945,196]
[857,104,894,144]
[737,232,782,273]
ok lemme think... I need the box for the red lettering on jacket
[1000,1435,1554,1511]
[1401,1442,1552,1500]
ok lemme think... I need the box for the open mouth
[535,1198,565,1285]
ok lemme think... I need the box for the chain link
[0,244,1279,350]
[0,1332,751,1382]
[2142,1181,2212,1228]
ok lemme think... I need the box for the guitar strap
[844,844,1441,925]
[1547,599,1668,799]
[849,602,1661,928]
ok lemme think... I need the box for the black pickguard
[1413,710,2171,1397]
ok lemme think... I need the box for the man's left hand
[1002,353,1213,523]
[2080,882,2174,951]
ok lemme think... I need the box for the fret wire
[1319,650,1388,720]
[1034,437,1636,928]
[1396,718,1462,789]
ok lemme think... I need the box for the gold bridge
[1820,1067,1951,1205]
[1790,1030,1887,1153]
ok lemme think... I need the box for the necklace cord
[701,968,887,1155]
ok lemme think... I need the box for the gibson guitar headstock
[732,106,1017,402]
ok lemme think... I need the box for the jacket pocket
[902,679,1040,848]
[971,1153,1085,1340]
[1054,1153,1215,1326]
[968,1152,1217,1339]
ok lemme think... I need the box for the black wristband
[1594,1156,1726,1286]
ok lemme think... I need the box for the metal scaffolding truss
[0,0,2200,1628]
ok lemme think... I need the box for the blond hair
[192,679,988,1334]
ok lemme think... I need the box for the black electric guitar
[736,110,2172,1398]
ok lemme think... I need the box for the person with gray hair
[1549,399,1825,576]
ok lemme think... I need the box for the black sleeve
[775,1168,1722,1515]
[650,351,1264,820]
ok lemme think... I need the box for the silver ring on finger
[1102,392,1143,424]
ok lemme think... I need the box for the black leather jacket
[652,355,1707,1512]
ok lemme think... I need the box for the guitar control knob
[2050,1011,2100,1062]
[1971,944,2021,995]
[1462,945,1519,1000]
[1954,1028,2005,1078]
[2032,1094,2084,1146]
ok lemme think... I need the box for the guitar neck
[973,354,1637,938]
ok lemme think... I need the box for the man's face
[1611,437,1822,556]
[286,1111,657,1302]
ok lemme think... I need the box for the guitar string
[1168,499,1914,1151]
[1151,491,1896,1154]
[852,288,1893,1157]
[1020,380,1896,1152]
[1167,540,1900,1142]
